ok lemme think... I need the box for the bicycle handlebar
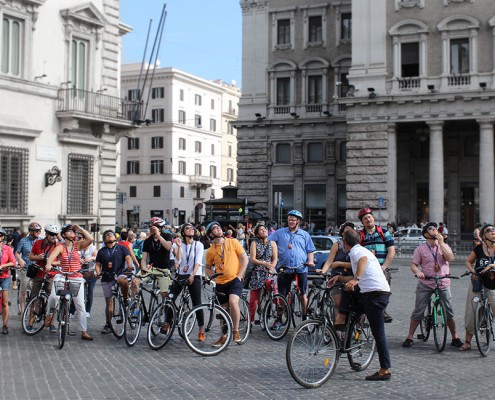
[417,274,459,280]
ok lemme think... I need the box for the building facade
[0,0,136,234]
[119,65,240,227]
[237,0,495,237]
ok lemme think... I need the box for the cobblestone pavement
[0,259,492,399]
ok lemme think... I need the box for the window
[227,168,234,182]
[0,146,28,214]
[211,144,215,155]
[68,154,93,215]
[308,76,322,104]
[128,137,139,150]
[195,114,202,128]
[195,141,202,153]
[196,188,201,198]
[308,143,324,162]
[228,145,232,158]
[276,143,291,164]
[277,19,290,45]
[211,99,215,110]
[339,142,347,161]
[71,38,89,90]
[127,161,140,174]
[180,186,185,198]
[195,163,202,176]
[128,89,140,101]
[341,13,352,41]
[129,186,137,197]
[227,124,234,135]
[1,16,23,76]
[152,87,164,99]
[151,108,164,123]
[276,77,290,105]
[401,42,419,77]
[178,110,186,124]
[210,118,216,132]
[179,161,186,175]
[308,16,322,43]
[153,185,161,197]
[210,165,217,178]
[151,160,164,174]
[195,94,202,106]
[151,136,163,149]
[450,38,469,75]
[339,72,351,97]
[179,138,186,150]
[180,89,184,101]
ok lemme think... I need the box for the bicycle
[416,274,458,352]
[182,273,237,356]
[286,287,376,388]
[260,272,291,341]
[123,270,164,347]
[306,274,341,324]
[22,265,51,335]
[463,269,495,357]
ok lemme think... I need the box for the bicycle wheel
[432,300,447,352]
[124,300,143,347]
[263,294,290,340]
[418,301,431,342]
[474,302,492,357]
[290,291,304,327]
[237,295,251,345]
[346,314,376,371]
[58,300,69,349]
[177,298,193,339]
[22,295,47,335]
[306,289,321,320]
[147,302,175,350]
[109,296,125,339]
[286,319,339,388]
[183,304,232,356]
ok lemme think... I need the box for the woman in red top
[0,227,16,334]
[46,224,94,340]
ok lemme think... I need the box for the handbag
[26,263,38,279]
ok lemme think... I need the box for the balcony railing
[398,77,421,89]
[189,175,213,187]
[57,88,141,122]
[448,74,471,86]
[305,104,323,113]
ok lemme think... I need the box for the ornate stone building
[237,0,495,237]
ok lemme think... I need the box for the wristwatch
[355,276,360,281]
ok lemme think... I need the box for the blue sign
[378,197,384,208]
[280,199,284,208]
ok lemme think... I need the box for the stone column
[427,121,444,223]
[478,120,495,223]
[387,124,397,222]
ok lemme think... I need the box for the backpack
[132,239,144,261]
[359,225,386,245]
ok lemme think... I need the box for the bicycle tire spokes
[346,315,376,371]
[22,295,47,335]
[432,300,447,352]
[263,294,290,340]
[474,302,492,357]
[124,300,143,347]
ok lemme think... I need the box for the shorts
[137,268,171,294]
[215,277,243,304]
[19,269,31,292]
[30,276,53,298]
[410,282,455,321]
[0,277,11,290]
[277,271,308,297]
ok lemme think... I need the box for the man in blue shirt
[268,210,315,322]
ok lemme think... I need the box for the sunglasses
[46,232,57,237]
[31,229,41,233]
[486,228,495,233]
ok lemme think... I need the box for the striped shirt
[360,227,394,266]
[58,242,82,278]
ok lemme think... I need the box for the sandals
[459,343,471,351]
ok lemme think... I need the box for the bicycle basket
[54,280,81,296]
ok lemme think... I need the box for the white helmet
[44,223,60,235]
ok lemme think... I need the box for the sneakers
[212,335,227,347]
[132,308,140,318]
[26,325,33,332]
[49,325,58,333]
[402,338,414,348]
[2,326,8,335]
[234,330,241,343]
[383,312,393,323]
[271,321,284,331]
[451,338,463,347]
[101,324,112,334]
[198,331,205,342]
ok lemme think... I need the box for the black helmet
[421,222,438,238]
[480,223,495,239]
[339,221,355,237]
[61,224,75,235]
[206,221,221,239]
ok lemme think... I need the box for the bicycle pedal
[417,334,425,340]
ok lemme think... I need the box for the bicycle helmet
[357,208,373,221]
[287,210,303,220]
[421,222,438,238]
[0,227,6,236]
[60,224,75,235]
[339,221,355,237]
[206,221,221,239]
[28,222,42,231]
[150,217,165,227]
[180,223,194,238]
[44,224,60,235]
[480,223,495,239]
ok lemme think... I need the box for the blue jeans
[360,293,391,369]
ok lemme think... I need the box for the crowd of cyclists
[1,208,495,382]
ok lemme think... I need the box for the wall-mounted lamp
[367,88,376,99]
[427,84,436,93]
[45,166,62,187]
[290,112,300,119]
[255,113,266,122]
[323,111,332,117]
[34,74,47,80]
[97,88,108,94]
[135,119,152,127]
[479,82,487,90]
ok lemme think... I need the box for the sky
[120,0,243,88]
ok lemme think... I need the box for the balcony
[448,74,471,87]
[56,88,141,129]
[189,175,213,188]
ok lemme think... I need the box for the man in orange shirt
[205,221,249,346]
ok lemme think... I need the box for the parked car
[393,227,426,252]
[310,235,340,276]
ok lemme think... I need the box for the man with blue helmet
[268,210,316,326]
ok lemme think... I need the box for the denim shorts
[0,277,11,290]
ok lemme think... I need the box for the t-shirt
[360,226,394,266]
[31,239,58,278]
[142,232,173,269]
[348,244,390,293]
[205,238,245,284]
[473,244,494,273]
[0,244,15,279]
[96,244,131,282]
